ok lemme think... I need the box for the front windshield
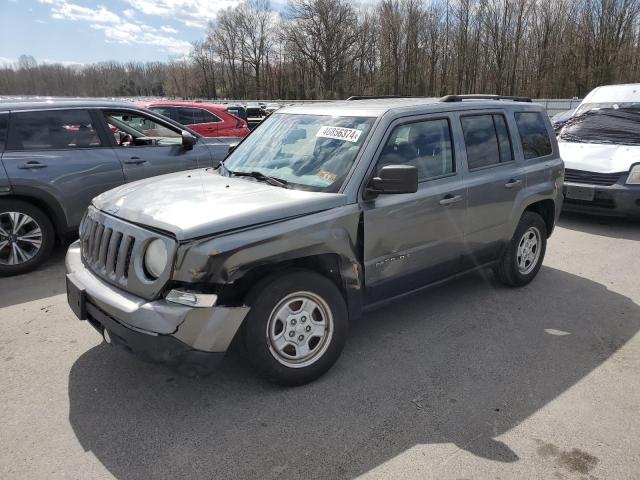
[223,113,375,192]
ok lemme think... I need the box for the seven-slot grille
[564,169,624,186]
[81,215,136,283]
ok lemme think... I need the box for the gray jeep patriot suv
[66,95,564,385]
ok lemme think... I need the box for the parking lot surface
[1,213,639,480]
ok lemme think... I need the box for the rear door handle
[123,157,147,165]
[504,179,522,189]
[17,161,48,170]
[439,194,464,206]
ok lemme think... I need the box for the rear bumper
[562,182,640,219]
[65,241,249,372]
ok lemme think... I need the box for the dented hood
[558,140,640,173]
[92,169,348,240]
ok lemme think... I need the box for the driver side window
[103,110,181,147]
[376,118,454,181]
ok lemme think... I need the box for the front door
[99,109,207,183]
[2,108,125,229]
[362,115,467,304]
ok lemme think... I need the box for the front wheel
[494,211,547,287]
[243,270,348,385]
[0,200,55,277]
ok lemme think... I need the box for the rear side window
[0,114,7,151]
[149,106,176,121]
[461,114,513,169]
[514,112,552,159]
[176,108,196,125]
[194,108,221,124]
[8,109,102,150]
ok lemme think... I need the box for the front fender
[172,204,363,304]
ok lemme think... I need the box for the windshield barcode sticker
[316,126,363,143]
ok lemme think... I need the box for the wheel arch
[0,192,69,240]
[523,199,556,237]
[217,253,363,320]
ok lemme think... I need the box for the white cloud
[46,1,120,23]
[38,0,193,56]
[124,0,242,28]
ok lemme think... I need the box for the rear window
[461,114,513,170]
[0,113,7,151]
[514,112,552,159]
[8,109,102,151]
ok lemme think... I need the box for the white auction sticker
[316,126,363,143]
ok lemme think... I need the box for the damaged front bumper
[65,241,249,374]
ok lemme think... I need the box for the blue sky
[0,0,261,65]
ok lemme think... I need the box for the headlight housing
[144,239,168,279]
[627,164,640,185]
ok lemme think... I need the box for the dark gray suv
[65,95,564,385]
[0,99,231,275]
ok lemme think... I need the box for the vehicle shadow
[0,245,67,308]
[558,212,640,241]
[67,266,640,480]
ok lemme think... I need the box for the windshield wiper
[227,169,289,189]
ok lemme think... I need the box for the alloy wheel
[0,211,43,266]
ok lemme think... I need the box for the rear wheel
[243,270,348,385]
[494,211,547,287]
[0,200,55,276]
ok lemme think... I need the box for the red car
[141,101,250,139]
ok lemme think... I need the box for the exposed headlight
[144,239,168,279]
[627,164,640,185]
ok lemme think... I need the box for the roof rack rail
[440,94,532,103]
[346,95,415,101]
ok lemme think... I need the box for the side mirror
[366,165,418,196]
[181,130,197,150]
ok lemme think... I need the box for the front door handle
[17,161,48,170]
[504,179,522,189]
[123,157,147,165]
[439,194,464,206]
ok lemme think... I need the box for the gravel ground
[1,212,639,480]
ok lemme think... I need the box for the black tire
[243,269,348,385]
[493,211,547,287]
[0,199,55,277]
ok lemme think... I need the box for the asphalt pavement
[1,213,639,480]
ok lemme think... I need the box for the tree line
[1,0,639,100]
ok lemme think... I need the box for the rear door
[176,107,221,137]
[193,108,222,137]
[98,108,210,182]
[457,111,523,267]
[2,108,125,229]
[362,114,467,303]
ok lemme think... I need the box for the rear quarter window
[514,112,553,159]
